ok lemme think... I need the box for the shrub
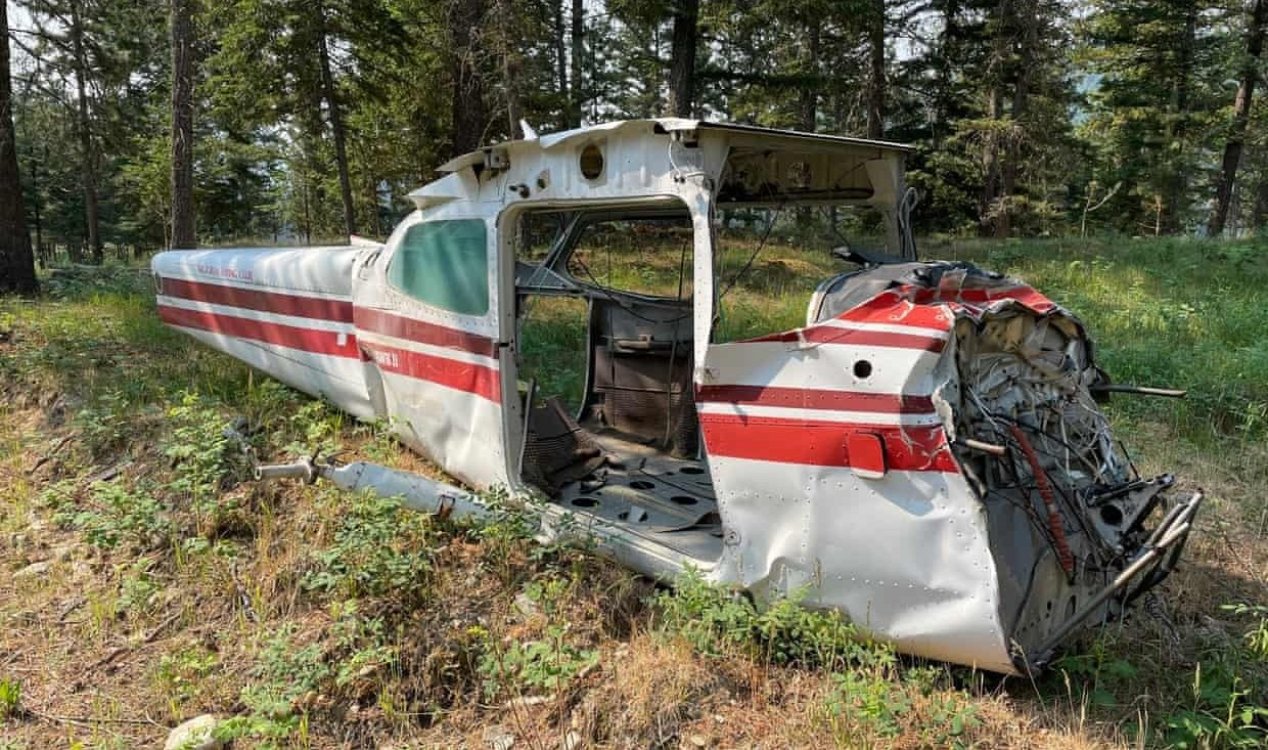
[68,481,172,551]
[162,392,238,517]
[302,492,435,605]
[654,569,883,671]
[477,624,598,699]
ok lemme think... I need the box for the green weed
[219,626,328,743]
[1053,624,1268,749]
[67,481,172,552]
[1224,603,1268,661]
[302,491,435,604]
[163,392,239,518]
[154,646,219,715]
[654,569,881,671]
[328,600,398,694]
[117,559,162,615]
[0,677,21,721]
[1158,660,1268,749]
[72,391,137,458]
[477,623,599,699]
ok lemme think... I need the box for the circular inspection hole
[671,495,698,506]
[629,480,655,490]
[579,143,604,180]
[680,466,705,475]
[571,497,598,508]
[1099,504,1124,527]
[853,359,873,379]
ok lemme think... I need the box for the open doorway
[510,206,722,563]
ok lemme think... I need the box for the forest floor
[1,236,1266,749]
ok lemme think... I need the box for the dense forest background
[4,0,1268,274]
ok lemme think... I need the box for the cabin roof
[434,118,913,174]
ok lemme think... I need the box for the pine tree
[1082,0,1224,234]
[1,1,38,293]
[1210,0,1268,236]
[170,0,197,248]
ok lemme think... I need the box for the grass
[0,235,1265,748]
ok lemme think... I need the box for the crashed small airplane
[152,119,1201,674]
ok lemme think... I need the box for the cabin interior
[511,206,725,563]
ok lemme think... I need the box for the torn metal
[151,118,1199,674]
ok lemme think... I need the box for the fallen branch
[90,611,182,670]
[25,705,162,729]
[29,434,74,475]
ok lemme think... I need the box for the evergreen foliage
[4,0,1268,265]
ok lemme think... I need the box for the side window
[387,219,489,315]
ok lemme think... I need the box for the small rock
[563,730,583,750]
[14,560,52,580]
[51,544,76,561]
[482,724,515,750]
[513,592,538,618]
[503,694,550,709]
[164,714,222,750]
[688,735,708,748]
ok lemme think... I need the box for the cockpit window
[388,219,489,315]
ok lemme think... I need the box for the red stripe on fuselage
[353,307,498,358]
[157,304,362,359]
[696,384,935,414]
[836,291,955,330]
[699,413,959,473]
[360,341,500,402]
[903,282,1058,314]
[160,278,353,322]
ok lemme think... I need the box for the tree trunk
[981,82,1002,236]
[1210,0,1268,237]
[997,0,1036,239]
[0,1,37,294]
[317,6,357,238]
[981,0,1009,237]
[800,19,820,132]
[495,0,523,138]
[449,0,488,157]
[170,0,196,249]
[552,0,569,129]
[69,0,102,264]
[29,145,43,266]
[301,175,312,244]
[980,4,1004,237]
[933,0,962,149]
[570,0,584,126]
[1253,173,1268,232]
[666,0,699,118]
[866,0,885,139]
[1163,3,1198,234]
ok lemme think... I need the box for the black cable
[570,253,690,325]
[986,415,1113,562]
[717,201,786,302]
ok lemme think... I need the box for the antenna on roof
[520,120,539,141]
